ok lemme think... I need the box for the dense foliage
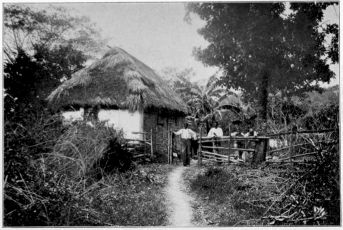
[185,135,339,226]
[4,113,172,226]
[3,4,174,227]
[4,4,107,115]
[4,4,106,61]
[5,115,126,225]
[185,3,338,120]
[268,142,340,225]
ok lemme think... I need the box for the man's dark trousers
[181,138,192,166]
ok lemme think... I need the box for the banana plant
[176,74,241,133]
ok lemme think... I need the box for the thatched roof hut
[47,47,187,114]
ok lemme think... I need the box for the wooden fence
[197,133,269,165]
[264,128,338,164]
[124,130,153,160]
[196,128,338,166]
[126,128,338,164]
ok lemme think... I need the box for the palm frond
[213,110,223,121]
[175,87,189,93]
[210,88,230,97]
[204,73,218,90]
[190,87,201,96]
[218,91,240,102]
[202,113,214,121]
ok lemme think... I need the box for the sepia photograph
[3,1,340,227]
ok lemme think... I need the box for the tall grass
[44,121,133,180]
[4,115,171,226]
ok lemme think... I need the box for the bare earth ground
[165,159,201,227]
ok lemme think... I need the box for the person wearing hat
[173,122,197,166]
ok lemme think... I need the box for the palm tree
[176,74,239,133]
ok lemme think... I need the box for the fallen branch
[280,151,319,161]
[262,168,315,217]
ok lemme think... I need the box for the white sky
[32,2,218,84]
[18,2,340,87]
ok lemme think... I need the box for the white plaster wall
[62,108,84,124]
[98,109,144,140]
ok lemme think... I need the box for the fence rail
[124,130,153,160]
[265,128,338,165]
[266,128,338,137]
[196,128,338,166]
[197,129,270,165]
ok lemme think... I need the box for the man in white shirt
[173,123,197,166]
[208,122,223,154]
[208,122,223,138]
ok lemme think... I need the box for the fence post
[150,128,153,158]
[228,136,231,167]
[171,130,174,164]
[167,130,170,164]
[198,127,202,166]
[289,132,295,167]
[144,133,146,158]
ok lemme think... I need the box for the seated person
[244,127,258,137]
[231,127,245,159]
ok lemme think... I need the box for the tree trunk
[253,71,270,164]
[259,70,269,122]
[252,139,268,164]
[206,120,211,134]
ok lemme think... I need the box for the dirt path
[166,164,194,227]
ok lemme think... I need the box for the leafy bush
[191,167,241,200]
[188,138,339,226]
[266,141,340,225]
[4,115,131,226]
[4,111,68,226]
[4,111,64,183]
[44,120,134,181]
[83,164,173,226]
[302,103,339,130]
[4,112,171,226]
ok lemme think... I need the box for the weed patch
[186,142,339,226]
[4,115,173,226]
[84,164,174,226]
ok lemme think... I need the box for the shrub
[191,167,241,200]
[302,103,339,130]
[4,115,135,226]
[45,120,134,181]
[188,144,340,227]
[266,141,340,225]
[83,164,173,226]
[4,111,68,226]
[4,111,64,184]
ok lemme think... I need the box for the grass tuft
[5,115,174,226]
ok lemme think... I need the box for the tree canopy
[4,4,106,62]
[4,4,107,118]
[185,3,339,120]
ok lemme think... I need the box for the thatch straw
[47,47,188,113]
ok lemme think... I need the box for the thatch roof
[47,47,188,114]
